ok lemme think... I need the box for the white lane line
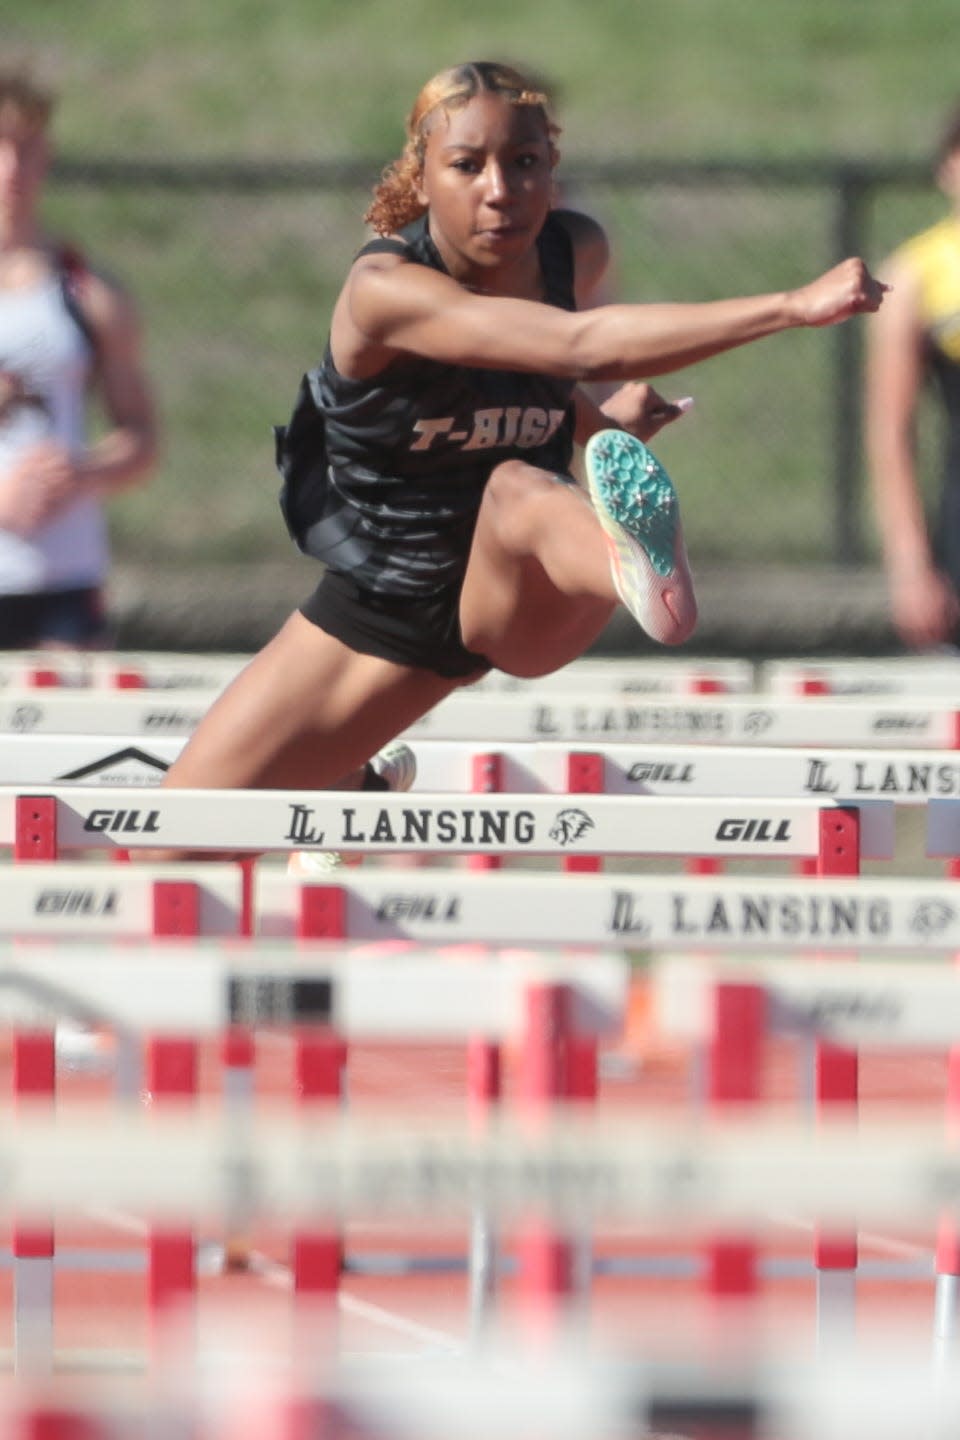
[246,1250,465,1353]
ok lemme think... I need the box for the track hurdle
[0,731,181,784]
[2,647,756,695]
[4,1102,960,1366]
[0,942,624,1373]
[0,785,891,1126]
[5,1330,960,1440]
[466,654,755,696]
[7,734,960,804]
[254,870,960,949]
[2,786,885,1150]
[0,648,248,692]
[654,951,960,1352]
[0,861,244,940]
[5,1331,960,1440]
[764,652,960,697]
[0,787,894,864]
[5,683,960,747]
[1,1104,957,1258]
[920,795,960,1345]
[401,691,960,747]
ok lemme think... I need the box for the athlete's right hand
[789,258,889,328]
[0,440,79,535]
[888,561,960,649]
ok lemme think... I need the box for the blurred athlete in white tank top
[0,65,156,648]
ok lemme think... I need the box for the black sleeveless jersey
[274,211,578,596]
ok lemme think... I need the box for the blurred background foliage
[6,0,958,567]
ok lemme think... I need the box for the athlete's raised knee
[480,459,567,553]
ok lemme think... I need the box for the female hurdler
[160,60,887,807]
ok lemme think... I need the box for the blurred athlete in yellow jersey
[866,102,960,648]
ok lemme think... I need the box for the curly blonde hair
[364,60,560,237]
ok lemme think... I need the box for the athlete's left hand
[599,381,692,442]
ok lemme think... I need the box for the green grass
[14,0,960,163]
[9,0,960,563]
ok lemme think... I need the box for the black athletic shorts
[300,568,491,679]
[0,586,109,648]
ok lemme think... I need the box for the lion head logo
[549,807,595,846]
[910,900,957,939]
[742,710,774,736]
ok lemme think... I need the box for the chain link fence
[46,157,943,571]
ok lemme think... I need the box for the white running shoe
[287,741,417,876]
[368,740,417,793]
[585,428,697,646]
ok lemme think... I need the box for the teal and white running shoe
[585,428,697,646]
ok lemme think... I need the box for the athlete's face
[0,108,49,225]
[416,92,555,282]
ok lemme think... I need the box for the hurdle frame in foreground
[1,1333,960,1440]
[0,787,894,863]
[6,687,960,746]
[655,951,960,1357]
[4,862,958,951]
[0,942,625,1374]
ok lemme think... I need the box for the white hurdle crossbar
[255,871,960,948]
[0,864,955,952]
[7,735,960,807]
[1,1338,960,1440]
[0,941,626,1040]
[4,687,960,746]
[0,861,244,938]
[0,787,895,860]
[0,1103,957,1235]
[763,652,960,697]
[0,650,756,695]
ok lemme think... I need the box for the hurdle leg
[706,982,764,1309]
[223,857,258,1113]
[146,1036,198,1361]
[468,1038,501,1345]
[515,982,577,1342]
[465,753,506,1342]
[813,808,860,1341]
[934,1039,960,1365]
[562,753,601,1246]
[292,1029,344,1348]
[936,843,960,1362]
[814,1044,858,1340]
[13,1031,56,1376]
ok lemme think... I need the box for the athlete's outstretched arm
[346,254,888,384]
